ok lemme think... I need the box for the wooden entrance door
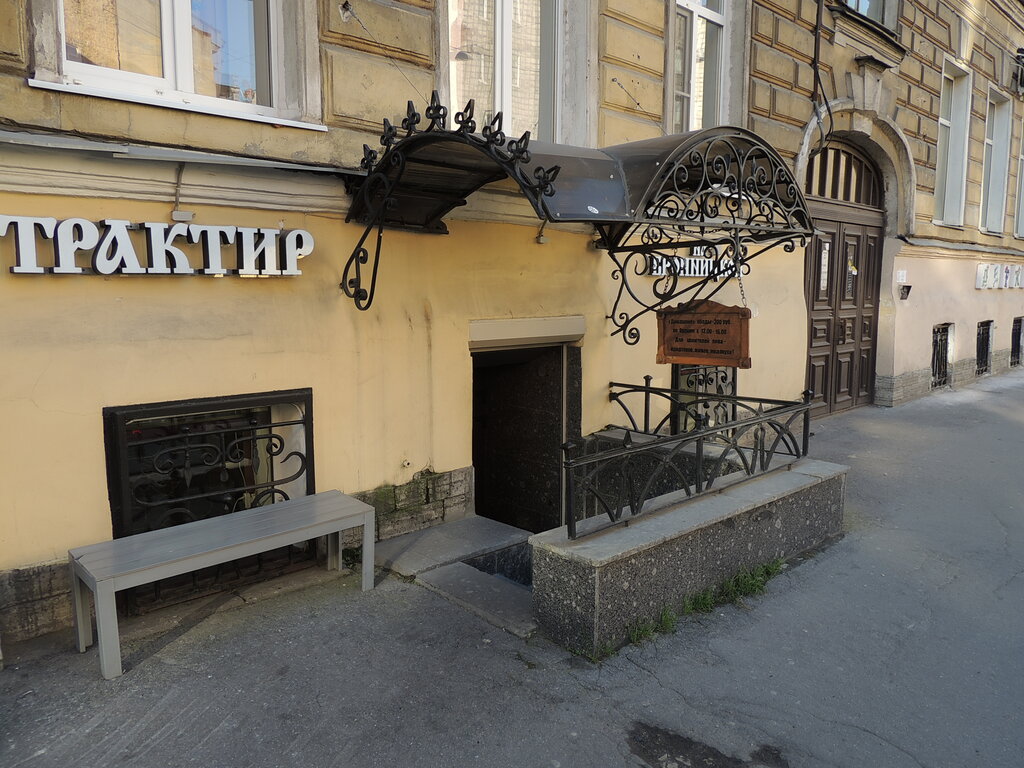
[804,145,885,416]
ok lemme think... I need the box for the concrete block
[530,460,848,655]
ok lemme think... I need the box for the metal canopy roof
[344,94,813,344]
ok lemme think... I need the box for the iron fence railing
[562,380,812,539]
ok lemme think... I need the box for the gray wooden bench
[69,490,375,679]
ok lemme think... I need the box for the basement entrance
[472,345,580,533]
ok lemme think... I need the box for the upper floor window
[841,0,886,25]
[980,91,1011,234]
[934,60,971,226]
[63,0,273,111]
[448,0,557,140]
[666,0,725,133]
[1015,124,1024,239]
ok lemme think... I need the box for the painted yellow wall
[0,182,643,570]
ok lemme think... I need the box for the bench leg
[361,515,375,591]
[70,565,92,652]
[93,583,123,679]
[327,531,340,571]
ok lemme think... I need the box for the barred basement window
[1012,317,1023,368]
[102,388,315,612]
[976,321,993,376]
[932,323,951,388]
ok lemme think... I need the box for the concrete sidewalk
[3,370,1023,768]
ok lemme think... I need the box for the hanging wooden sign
[656,300,752,368]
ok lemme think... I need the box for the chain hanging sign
[0,215,314,277]
[656,300,751,369]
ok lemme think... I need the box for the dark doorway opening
[472,346,581,533]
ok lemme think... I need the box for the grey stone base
[0,563,73,645]
[991,348,1012,375]
[953,357,977,383]
[352,466,474,543]
[875,368,932,406]
[529,460,847,656]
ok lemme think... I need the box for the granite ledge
[529,458,848,567]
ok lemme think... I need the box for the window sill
[932,219,965,229]
[28,79,327,133]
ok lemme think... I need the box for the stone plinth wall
[530,460,848,656]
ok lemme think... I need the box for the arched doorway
[804,143,885,416]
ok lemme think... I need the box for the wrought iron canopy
[345,94,813,342]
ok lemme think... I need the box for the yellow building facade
[0,0,1019,646]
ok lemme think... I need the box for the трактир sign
[0,215,314,277]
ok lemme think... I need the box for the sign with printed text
[656,300,752,369]
[0,214,314,277]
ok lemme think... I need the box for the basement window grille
[977,321,993,376]
[1012,317,1022,368]
[932,324,951,388]
[102,388,315,612]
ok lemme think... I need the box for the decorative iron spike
[401,100,422,135]
[454,99,476,134]
[506,130,531,163]
[482,112,505,146]
[424,90,447,131]
[360,144,379,171]
[380,118,398,149]
[538,165,561,197]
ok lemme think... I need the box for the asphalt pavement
[2,369,1023,768]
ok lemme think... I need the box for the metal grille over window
[103,389,314,611]
[1012,317,1023,368]
[670,365,737,433]
[976,321,993,376]
[932,324,951,388]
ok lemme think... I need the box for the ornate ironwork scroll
[595,129,813,345]
[563,380,812,539]
[343,91,562,311]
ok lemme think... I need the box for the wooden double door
[804,202,883,416]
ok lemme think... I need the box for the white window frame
[979,89,1011,234]
[28,0,323,130]
[1014,122,1024,239]
[449,0,560,142]
[665,0,727,134]
[934,59,972,227]
[842,0,892,27]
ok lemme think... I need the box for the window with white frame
[448,0,558,140]
[666,0,725,134]
[58,0,293,118]
[841,0,887,25]
[1015,125,1024,238]
[980,91,1011,233]
[934,61,971,226]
